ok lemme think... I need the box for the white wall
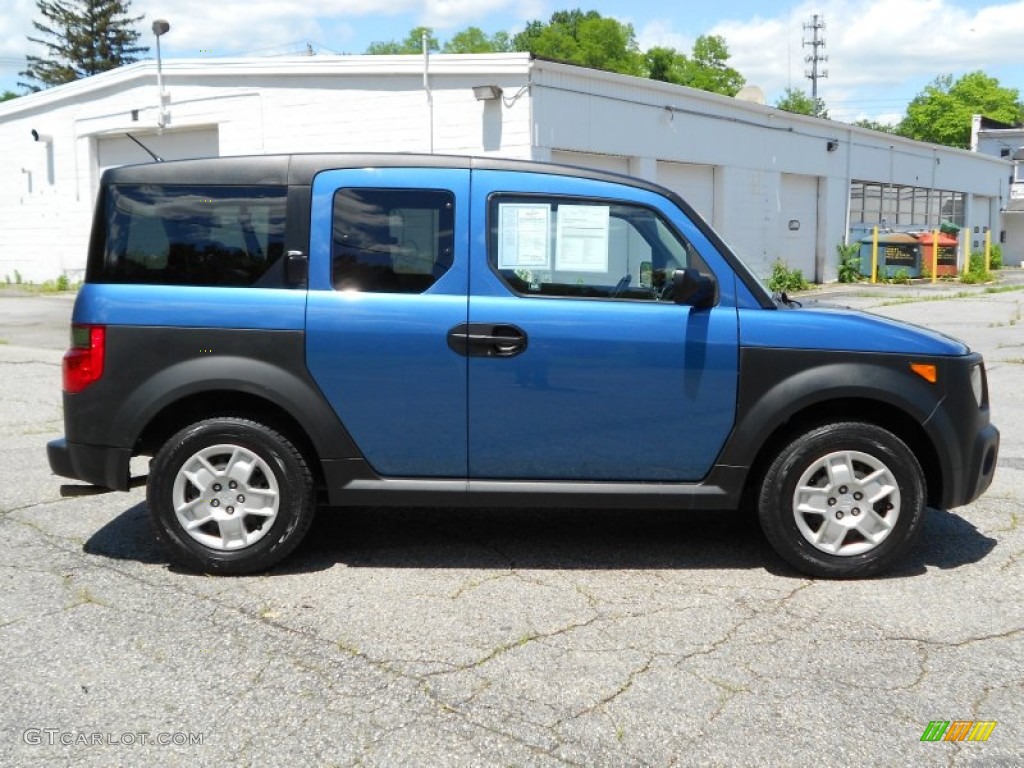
[529,61,1010,283]
[0,53,1010,284]
[0,55,533,282]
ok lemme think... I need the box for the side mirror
[284,250,308,287]
[672,268,716,308]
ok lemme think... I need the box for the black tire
[758,421,926,579]
[147,417,316,575]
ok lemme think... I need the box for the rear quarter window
[90,184,287,287]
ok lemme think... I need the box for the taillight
[63,325,105,393]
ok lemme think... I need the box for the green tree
[685,35,744,96]
[647,35,744,96]
[853,118,896,133]
[365,26,439,55]
[19,0,148,91]
[1,90,19,102]
[897,72,1023,148]
[442,27,512,54]
[644,46,686,84]
[775,87,827,118]
[513,9,643,76]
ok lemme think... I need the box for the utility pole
[803,14,828,117]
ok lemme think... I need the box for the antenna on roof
[124,132,163,162]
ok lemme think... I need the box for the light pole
[152,19,170,130]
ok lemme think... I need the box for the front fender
[717,347,963,483]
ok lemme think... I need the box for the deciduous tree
[775,87,827,118]
[853,118,896,133]
[442,27,512,54]
[646,35,744,96]
[898,72,1023,148]
[512,9,643,76]
[365,26,439,55]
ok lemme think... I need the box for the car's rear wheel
[758,421,926,578]
[147,417,315,575]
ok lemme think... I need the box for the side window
[332,188,454,293]
[95,185,287,286]
[489,196,711,301]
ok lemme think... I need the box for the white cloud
[635,19,694,52]
[419,0,545,31]
[3,0,1020,119]
[709,0,1024,118]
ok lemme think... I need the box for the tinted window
[92,185,287,286]
[489,196,712,301]
[332,188,454,293]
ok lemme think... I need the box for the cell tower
[803,14,828,117]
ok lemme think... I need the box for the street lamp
[152,19,170,129]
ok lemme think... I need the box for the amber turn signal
[910,363,938,384]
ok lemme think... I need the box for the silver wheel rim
[171,443,280,551]
[791,450,901,557]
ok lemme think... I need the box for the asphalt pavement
[0,278,1021,767]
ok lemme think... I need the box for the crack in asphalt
[0,496,75,517]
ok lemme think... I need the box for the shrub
[891,268,911,285]
[989,244,1002,271]
[767,259,810,293]
[961,252,992,285]
[836,242,861,283]
[56,274,70,291]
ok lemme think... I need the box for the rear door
[465,171,740,481]
[305,168,470,477]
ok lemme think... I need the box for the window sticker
[556,204,610,273]
[498,203,551,269]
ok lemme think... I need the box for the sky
[1,0,1022,124]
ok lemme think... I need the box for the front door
[465,170,739,482]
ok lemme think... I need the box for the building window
[849,180,964,229]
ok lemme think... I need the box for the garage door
[96,127,220,176]
[550,150,629,175]
[657,162,714,223]
[778,173,819,279]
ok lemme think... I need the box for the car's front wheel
[758,421,927,579]
[147,417,316,575]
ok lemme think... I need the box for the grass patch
[872,285,1024,308]
[1,273,79,293]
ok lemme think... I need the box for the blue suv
[48,154,999,577]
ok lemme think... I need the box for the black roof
[100,151,775,308]
[101,152,665,193]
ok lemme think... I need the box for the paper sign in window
[556,205,610,273]
[497,204,551,269]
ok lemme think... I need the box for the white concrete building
[0,52,1012,283]
[972,116,1024,266]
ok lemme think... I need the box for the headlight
[970,364,984,407]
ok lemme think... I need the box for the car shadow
[83,502,997,579]
[889,506,998,576]
[82,501,167,565]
